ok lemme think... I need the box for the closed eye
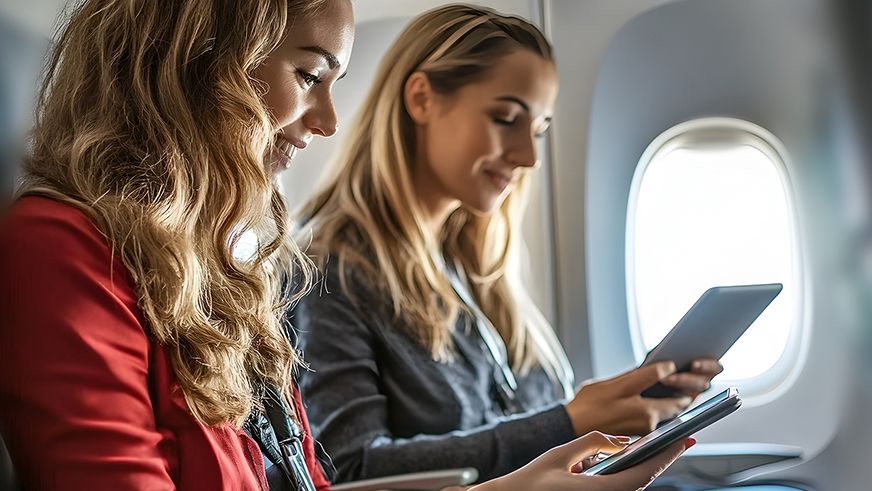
[298,70,322,88]
[492,117,516,126]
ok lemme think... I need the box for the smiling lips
[276,138,297,159]
[270,136,307,172]
[484,169,513,192]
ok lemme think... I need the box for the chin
[463,197,503,216]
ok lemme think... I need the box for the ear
[404,71,435,125]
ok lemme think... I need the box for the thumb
[615,362,677,394]
[601,439,689,489]
[548,432,628,468]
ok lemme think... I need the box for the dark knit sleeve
[293,262,576,483]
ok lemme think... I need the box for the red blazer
[0,196,331,490]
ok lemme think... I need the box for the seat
[331,468,479,491]
[0,432,18,491]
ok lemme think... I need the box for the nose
[505,131,539,168]
[303,92,339,138]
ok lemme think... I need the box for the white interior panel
[552,0,851,466]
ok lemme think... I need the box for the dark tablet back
[641,283,783,398]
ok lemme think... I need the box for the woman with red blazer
[0,0,689,489]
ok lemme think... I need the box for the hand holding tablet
[640,283,783,398]
[470,390,741,490]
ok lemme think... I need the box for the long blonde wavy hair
[21,0,327,426]
[298,5,573,389]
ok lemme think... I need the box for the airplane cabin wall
[542,0,679,381]
[549,0,865,486]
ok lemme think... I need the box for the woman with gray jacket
[293,4,722,486]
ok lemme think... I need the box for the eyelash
[298,70,322,87]
[492,117,548,138]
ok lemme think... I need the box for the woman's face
[258,0,355,175]
[412,49,558,216]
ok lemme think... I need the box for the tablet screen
[582,388,739,475]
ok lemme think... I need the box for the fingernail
[607,435,630,446]
[692,361,701,370]
[685,437,697,449]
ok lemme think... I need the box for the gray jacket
[293,257,576,483]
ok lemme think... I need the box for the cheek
[427,117,497,181]
[259,70,305,128]
[425,117,505,211]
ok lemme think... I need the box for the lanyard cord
[437,254,576,402]
[437,255,524,414]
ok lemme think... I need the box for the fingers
[614,362,677,394]
[601,439,691,489]
[689,359,724,376]
[660,372,713,393]
[647,396,693,421]
[574,435,633,472]
[658,359,722,394]
[549,432,629,468]
[614,396,689,435]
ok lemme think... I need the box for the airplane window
[627,118,803,387]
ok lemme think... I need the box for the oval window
[627,118,804,389]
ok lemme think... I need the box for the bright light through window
[628,121,800,382]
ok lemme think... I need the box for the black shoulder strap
[244,385,317,491]
[243,407,285,478]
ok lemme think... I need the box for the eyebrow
[300,46,340,70]
[496,95,553,125]
[496,96,530,112]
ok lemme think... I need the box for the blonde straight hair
[21,0,327,426]
[298,4,573,389]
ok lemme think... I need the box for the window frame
[625,117,811,405]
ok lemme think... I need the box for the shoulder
[303,240,384,304]
[294,250,383,321]
[0,194,138,312]
[2,195,113,262]
[290,247,396,348]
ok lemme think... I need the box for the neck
[418,189,460,237]
[411,150,460,237]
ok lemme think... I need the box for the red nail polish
[685,437,697,449]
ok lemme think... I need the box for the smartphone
[582,387,742,476]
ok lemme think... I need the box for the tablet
[640,283,782,398]
[582,387,742,476]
